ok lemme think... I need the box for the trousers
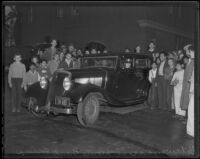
[157,76,167,109]
[187,93,194,137]
[11,78,23,111]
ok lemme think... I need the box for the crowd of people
[7,38,195,138]
[147,43,194,138]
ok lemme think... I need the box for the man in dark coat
[58,53,74,70]
[180,44,194,110]
[155,51,169,110]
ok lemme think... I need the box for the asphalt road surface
[3,75,194,157]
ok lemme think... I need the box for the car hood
[54,67,111,87]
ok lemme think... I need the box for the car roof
[83,52,152,58]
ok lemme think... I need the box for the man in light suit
[180,44,194,111]
[155,51,169,110]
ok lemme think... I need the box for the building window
[56,7,64,18]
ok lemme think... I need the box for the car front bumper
[22,96,77,115]
[49,105,76,115]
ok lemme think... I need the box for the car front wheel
[77,93,100,126]
[28,97,53,119]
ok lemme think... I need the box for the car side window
[120,57,135,70]
[135,58,148,69]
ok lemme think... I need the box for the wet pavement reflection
[3,77,194,157]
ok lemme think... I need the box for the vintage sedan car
[23,53,152,126]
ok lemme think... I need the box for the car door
[134,57,151,98]
[110,56,139,101]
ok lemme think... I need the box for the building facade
[10,3,196,52]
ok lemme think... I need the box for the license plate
[55,96,70,106]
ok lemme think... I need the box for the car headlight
[40,76,48,89]
[63,77,71,91]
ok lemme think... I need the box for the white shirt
[171,70,184,90]
[158,60,165,76]
[189,69,194,93]
[187,58,191,65]
[148,68,157,83]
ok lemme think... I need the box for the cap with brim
[183,44,192,51]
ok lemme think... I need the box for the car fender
[68,83,105,103]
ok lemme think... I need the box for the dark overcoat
[180,59,194,110]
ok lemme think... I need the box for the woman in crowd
[171,61,186,120]
[164,58,176,111]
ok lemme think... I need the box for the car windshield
[82,56,117,69]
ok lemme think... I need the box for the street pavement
[3,75,194,157]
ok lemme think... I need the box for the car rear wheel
[77,93,101,126]
[28,97,53,119]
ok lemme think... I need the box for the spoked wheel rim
[28,97,49,119]
[77,103,85,126]
[77,93,100,126]
[85,96,98,119]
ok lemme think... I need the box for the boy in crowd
[38,59,52,81]
[23,63,39,92]
[31,55,40,70]
[8,54,26,112]
[147,62,158,109]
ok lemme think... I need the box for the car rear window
[135,59,151,68]
[82,56,117,69]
